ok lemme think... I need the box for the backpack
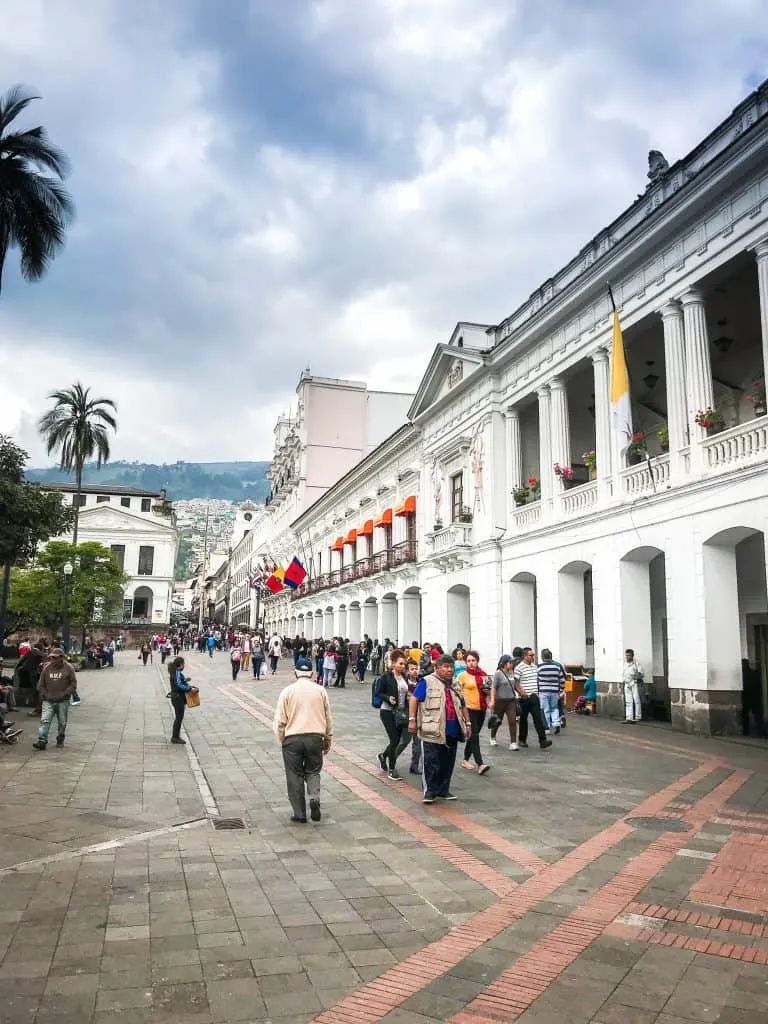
[252,642,263,658]
[371,676,383,709]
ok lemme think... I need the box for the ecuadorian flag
[609,308,633,450]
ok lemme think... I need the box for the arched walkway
[510,572,536,651]
[132,585,153,622]
[313,609,323,639]
[447,584,470,650]
[338,604,347,639]
[363,598,378,641]
[558,561,593,666]
[297,613,305,638]
[401,586,422,646]
[381,593,398,644]
[703,527,768,730]
[620,546,669,719]
[324,606,334,637]
[349,602,362,642]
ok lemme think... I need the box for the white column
[680,288,714,450]
[660,300,688,479]
[754,239,768,386]
[591,347,612,496]
[537,386,553,516]
[505,407,522,492]
[549,376,571,475]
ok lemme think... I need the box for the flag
[274,566,285,584]
[264,574,283,595]
[609,307,633,449]
[283,557,307,590]
[249,568,263,589]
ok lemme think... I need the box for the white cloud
[0,0,766,466]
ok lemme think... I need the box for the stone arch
[447,584,470,650]
[557,560,593,666]
[380,592,398,644]
[132,585,154,622]
[509,572,536,651]
[620,545,669,719]
[401,586,422,646]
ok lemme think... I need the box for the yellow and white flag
[609,309,633,449]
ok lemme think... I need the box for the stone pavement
[0,653,766,1024]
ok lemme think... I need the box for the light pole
[62,561,73,652]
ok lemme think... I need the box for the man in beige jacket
[273,659,334,823]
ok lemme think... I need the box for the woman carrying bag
[168,656,198,745]
[488,654,520,751]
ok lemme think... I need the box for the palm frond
[0,126,70,178]
[38,382,118,475]
[0,85,38,134]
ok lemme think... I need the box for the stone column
[537,386,553,516]
[591,347,611,496]
[680,288,714,450]
[660,300,688,479]
[505,407,522,493]
[754,238,768,386]
[549,376,571,479]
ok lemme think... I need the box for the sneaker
[32,740,47,750]
[621,719,633,724]
[461,760,475,771]
[309,800,321,822]
[519,741,528,748]
[377,752,387,772]
[478,764,490,776]
[510,743,519,751]
[3,728,22,740]
[170,737,186,745]
[56,735,65,747]
[488,737,497,747]
[554,726,561,735]
[290,815,307,823]
[387,770,403,781]
[422,793,436,804]
[441,793,458,801]
[540,739,553,749]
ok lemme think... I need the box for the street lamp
[62,561,73,653]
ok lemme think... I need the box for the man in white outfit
[622,648,644,723]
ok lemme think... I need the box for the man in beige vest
[408,654,470,804]
[273,658,334,822]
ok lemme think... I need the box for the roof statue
[647,149,670,187]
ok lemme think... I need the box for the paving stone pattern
[0,652,766,1023]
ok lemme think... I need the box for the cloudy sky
[0,0,766,465]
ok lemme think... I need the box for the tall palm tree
[0,84,74,294]
[38,384,118,544]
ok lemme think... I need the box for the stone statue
[647,150,670,186]
[470,426,485,511]
[432,463,443,524]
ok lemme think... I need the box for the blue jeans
[539,691,561,729]
[38,700,70,743]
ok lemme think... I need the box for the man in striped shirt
[513,648,552,749]
[537,649,566,734]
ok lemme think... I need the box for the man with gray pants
[273,658,334,823]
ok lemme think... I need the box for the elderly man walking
[273,657,334,823]
[32,649,77,750]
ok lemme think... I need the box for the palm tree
[38,384,118,544]
[0,84,74,294]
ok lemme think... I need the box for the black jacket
[377,671,399,708]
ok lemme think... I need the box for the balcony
[289,545,417,599]
[425,524,472,571]
[390,540,418,566]
[702,417,768,469]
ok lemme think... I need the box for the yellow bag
[185,690,200,709]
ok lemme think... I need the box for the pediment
[78,506,176,534]
[408,344,485,420]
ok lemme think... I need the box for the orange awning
[332,537,344,552]
[394,495,416,517]
[359,519,374,536]
[374,508,393,528]
[344,529,357,545]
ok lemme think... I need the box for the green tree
[8,541,128,639]
[0,435,74,642]
[38,383,117,544]
[0,84,74,294]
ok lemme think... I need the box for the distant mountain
[26,460,270,502]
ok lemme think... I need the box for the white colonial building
[258,80,768,735]
[49,485,179,626]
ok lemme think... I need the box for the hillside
[26,460,270,502]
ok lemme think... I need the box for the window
[110,545,125,571]
[141,498,151,512]
[406,513,416,545]
[96,494,110,504]
[450,472,464,522]
[121,497,131,508]
[138,546,154,575]
[72,493,86,507]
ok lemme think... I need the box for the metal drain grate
[626,816,691,833]
[211,817,246,831]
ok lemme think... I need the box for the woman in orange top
[459,650,490,775]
